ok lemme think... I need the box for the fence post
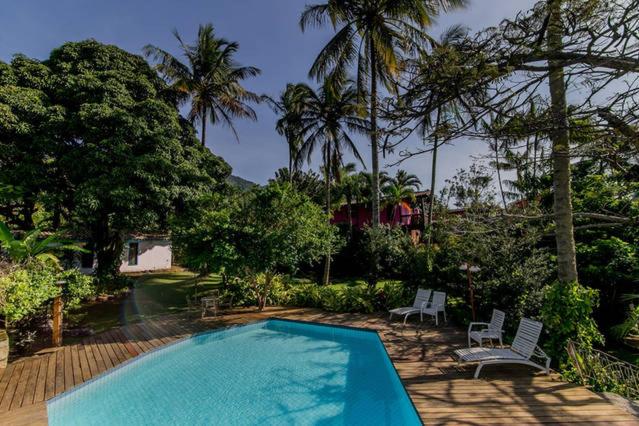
[52,280,65,347]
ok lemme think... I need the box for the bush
[0,261,59,325]
[59,268,95,310]
[356,225,415,287]
[541,281,604,367]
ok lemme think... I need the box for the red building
[331,190,432,230]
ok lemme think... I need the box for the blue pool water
[47,319,421,425]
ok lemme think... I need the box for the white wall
[119,239,172,273]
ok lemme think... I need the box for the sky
[0,0,537,189]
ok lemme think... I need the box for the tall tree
[0,40,232,281]
[267,83,312,178]
[300,0,464,226]
[297,78,368,285]
[389,0,639,284]
[546,0,577,283]
[144,24,261,148]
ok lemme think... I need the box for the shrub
[0,261,59,325]
[356,225,415,287]
[59,268,95,309]
[541,281,604,367]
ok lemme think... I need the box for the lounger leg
[420,311,423,322]
[474,363,485,379]
[435,312,439,326]
[468,334,471,348]
[479,339,483,348]
[389,312,393,321]
[443,309,447,323]
[499,335,503,348]
[403,314,409,326]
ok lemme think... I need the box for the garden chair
[467,309,505,348]
[389,288,432,325]
[454,317,551,378]
[422,291,447,325]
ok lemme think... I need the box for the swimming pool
[47,319,421,425]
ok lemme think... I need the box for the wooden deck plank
[0,308,636,425]
[21,356,42,406]
[77,345,92,382]
[93,334,116,370]
[43,352,57,401]
[0,362,18,412]
[10,358,33,410]
[0,363,16,406]
[62,346,74,392]
[69,344,83,387]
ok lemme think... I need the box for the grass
[67,272,222,334]
[67,272,400,335]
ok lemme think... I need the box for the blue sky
[1,0,536,189]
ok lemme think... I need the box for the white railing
[567,340,639,400]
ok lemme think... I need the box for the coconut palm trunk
[370,40,381,227]
[426,109,441,251]
[201,106,207,147]
[426,137,438,250]
[322,143,332,286]
[547,0,578,283]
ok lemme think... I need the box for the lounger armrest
[467,322,489,332]
[533,345,552,372]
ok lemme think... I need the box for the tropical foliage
[144,23,261,147]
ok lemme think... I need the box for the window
[128,242,139,266]
[80,252,94,269]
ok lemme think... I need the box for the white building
[77,234,172,274]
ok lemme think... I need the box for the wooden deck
[1,307,637,425]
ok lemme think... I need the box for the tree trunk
[494,139,507,209]
[288,144,294,183]
[346,195,353,234]
[322,143,331,286]
[426,110,441,252]
[201,106,207,147]
[369,39,380,227]
[547,0,578,283]
[93,220,124,285]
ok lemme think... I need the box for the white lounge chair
[389,289,432,325]
[423,291,446,325]
[454,317,551,378]
[467,309,505,348]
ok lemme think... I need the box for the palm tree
[144,24,261,148]
[0,222,86,267]
[300,0,465,226]
[267,84,312,178]
[297,77,368,285]
[335,162,362,232]
[388,170,421,191]
[383,170,420,222]
[383,182,417,222]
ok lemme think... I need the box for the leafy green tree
[0,40,232,281]
[144,23,261,147]
[0,56,63,229]
[271,168,325,205]
[301,0,464,226]
[297,77,368,285]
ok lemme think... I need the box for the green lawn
[67,272,222,334]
